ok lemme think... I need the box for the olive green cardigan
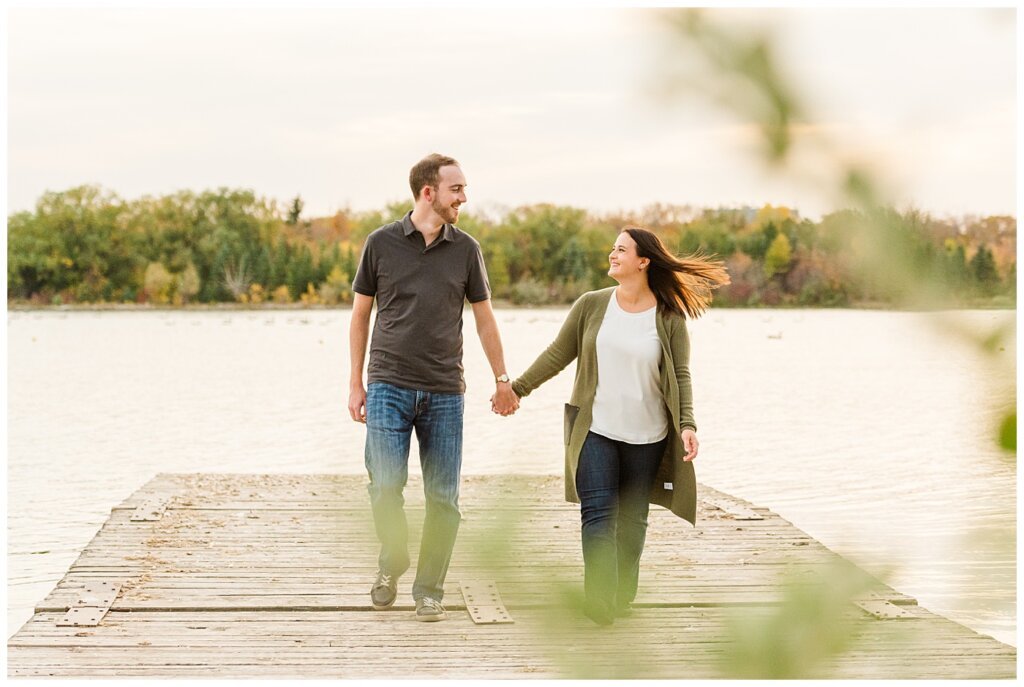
[511,286,699,525]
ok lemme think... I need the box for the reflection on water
[6,307,1016,645]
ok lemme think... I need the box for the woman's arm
[511,294,588,399]
[671,317,700,461]
[671,317,696,433]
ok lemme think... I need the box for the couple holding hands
[348,154,729,625]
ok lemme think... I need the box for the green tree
[252,245,273,288]
[738,230,771,260]
[942,241,969,291]
[342,245,357,283]
[8,210,59,299]
[204,245,231,301]
[269,238,291,290]
[764,233,793,278]
[558,237,589,283]
[286,195,304,225]
[286,245,316,299]
[316,242,342,284]
[177,262,201,303]
[970,244,1000,296]
[504,204,588,283]
[318,264,351,305]
[485,243,512,298]
[678,220,736,258]
[143,262,174,304]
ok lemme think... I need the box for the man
[348,153,519,622]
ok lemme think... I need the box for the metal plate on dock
[702,495,764,520]
[83,580,120,594]
[57,607,106,627]
[854,598,915,619]
[76,581,121,607]
[460,580,514,625]
[57,580,123,626]
[130,498,169,521]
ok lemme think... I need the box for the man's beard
[432,198,458,223]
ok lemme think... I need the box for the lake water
[6,307,1016,646]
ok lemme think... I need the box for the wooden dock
[7,474,1016,678]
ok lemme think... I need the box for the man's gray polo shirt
[352,211,491,394]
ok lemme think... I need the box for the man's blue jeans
[364,381,464,601]
[575,430,668,609]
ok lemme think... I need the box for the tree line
[7,185,1016,307]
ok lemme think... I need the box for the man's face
[430,165,467,223]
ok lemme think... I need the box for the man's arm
[348,293,374,423]
[470,299,518,416]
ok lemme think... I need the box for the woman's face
[607,231,648,281]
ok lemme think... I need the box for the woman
[507,227,729,625]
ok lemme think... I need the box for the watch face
[497,374,510,383]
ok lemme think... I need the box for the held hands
[349,380,519,422]
[681,428,699,462]
[490,383,520,417]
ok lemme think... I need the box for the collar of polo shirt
[401,212,454,243]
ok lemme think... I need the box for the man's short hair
[409,154,460,200]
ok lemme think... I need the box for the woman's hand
[680,428,699,462]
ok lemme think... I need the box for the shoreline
[6,300,1016,313]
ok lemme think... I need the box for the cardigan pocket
[563,404,580,446]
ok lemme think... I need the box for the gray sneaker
[371,570,397,610]
[415,597,447,622]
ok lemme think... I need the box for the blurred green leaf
[998,412,1016,452]
[720,560,884,678]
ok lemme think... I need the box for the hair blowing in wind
[624,226,731,319]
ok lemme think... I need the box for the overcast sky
[6,6,1017,221]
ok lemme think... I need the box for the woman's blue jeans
[575,430,668,609]
[364,381,464,602]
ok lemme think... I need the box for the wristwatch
[496,374,510,384]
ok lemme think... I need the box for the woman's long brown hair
[623,226,730,319]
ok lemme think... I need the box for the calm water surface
[7,308,1016,645]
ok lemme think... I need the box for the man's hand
[348,293,373,424]
[681,428,699,461]
[349,384,367,423]
[471,299,519,417]
[491,384,519,417]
